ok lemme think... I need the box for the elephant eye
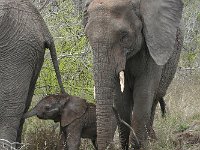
[45,105,51,111]
[121,31,128,37]
[120,31,132,48]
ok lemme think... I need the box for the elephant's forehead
[88,0,131,12]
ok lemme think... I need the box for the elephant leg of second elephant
[148,97,166,140]
[148,99,159,140]
[130,61,162,149]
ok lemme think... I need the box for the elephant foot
[147,127,157,140]
[129,131,154,150]
[129,134,141,150]
[129,142,149,150]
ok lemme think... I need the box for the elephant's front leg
[64,121,82,150]
[130,62,163,149]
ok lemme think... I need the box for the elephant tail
[159,97,166,118]
[48,41,68,95]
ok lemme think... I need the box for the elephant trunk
[23,106,37,119]
[93,43,117,149]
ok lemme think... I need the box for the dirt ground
[172,121,200,150]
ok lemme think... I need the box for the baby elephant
[24,94,97,150]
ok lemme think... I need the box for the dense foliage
[33,0,94,102]
[181,0,200,67]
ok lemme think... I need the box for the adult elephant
[0,0,65,146]
[84,0,183,149]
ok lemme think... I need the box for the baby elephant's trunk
[23,107,37,119]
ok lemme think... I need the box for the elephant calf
[24,94,97,150]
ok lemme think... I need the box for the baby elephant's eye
[45,105,51,111]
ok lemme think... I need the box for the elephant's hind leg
[0,64,34,142]
[148,99,159,140]
[148,97,166,141]
[16,56,44,145]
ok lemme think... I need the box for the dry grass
[149,71,200,150]
[22,121,60,150]
[22,71,200,150]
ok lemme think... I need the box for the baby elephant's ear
[61,96,87,127]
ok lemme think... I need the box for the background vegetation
[22,0,200,149]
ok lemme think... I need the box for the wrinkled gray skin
[0,0,65,146]
[24,94,97,150]
[84,0,184,149]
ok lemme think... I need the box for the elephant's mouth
[37,113,48,119]
[37,114,46,119]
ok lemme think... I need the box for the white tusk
[119,71,125,92]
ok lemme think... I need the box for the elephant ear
[61,96,88,127]
[140,0,183,65]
